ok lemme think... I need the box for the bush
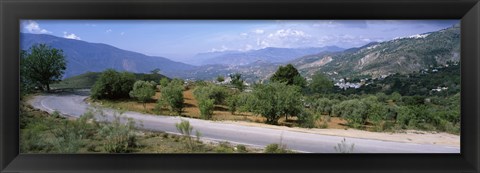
[214,142,236,153]
[161,81,185,115]
[297,109,317,128]
[175,120,201,151]
[264,143,289,153]
[129,80,156,109]
[236,144,248,153]
[91,69,136,100]
[99,115,137,153]
[20,108,99,153]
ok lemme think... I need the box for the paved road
[28,90,460,153]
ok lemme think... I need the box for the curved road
[28,90,460,153]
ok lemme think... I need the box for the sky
[20,20,459,62]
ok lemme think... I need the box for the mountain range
[192,46,345,66]
[20,23,460,82]
[20,33,194,78]
[293,23,460,79]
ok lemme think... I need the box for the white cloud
[254,29,264,34]
[259,29,314,48]
[22,20,51,34]
[63,32,81,40]
[106,29,112,33]
[120,32,125,36]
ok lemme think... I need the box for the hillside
[293,24,460,79]
[341,62,461,96]
[51,71,169,89]
[20,33,195,78]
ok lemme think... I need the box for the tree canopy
[129,80,156,109]
[270,64,306,87]
[308,71,334,94]
[248,82,303,124]
[22,44,67,91]
[91,69,136,100]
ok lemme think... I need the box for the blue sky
[20,20,459,62]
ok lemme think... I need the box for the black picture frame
[1,0,479,172]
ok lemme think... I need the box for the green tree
[249,82,303,124]
[22,44,67,91]
[216,76,225,83]
[313,98,337,115]
[159,78,169,88]
[160,81,184,115]
[193,84,229,105]
[270,64,306,87]
[198,98,215,120]
[129,80,156,110]
[229,73,245,91]
[333,99,366,128]
[308,72,334,94]
[91,69,136,100]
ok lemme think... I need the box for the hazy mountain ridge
[195,46,345,66]
[20,33,195,78]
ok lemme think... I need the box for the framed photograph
[1,0,479,172]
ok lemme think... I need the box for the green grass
[51,72,100,89]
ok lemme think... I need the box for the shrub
[99,115,137,153]
[175,119,201,151]
[91,69,136,100]
[236,144,248,153]
[297,109,317,128]
[129,80,156,109]
[214,142,235,153]
[264,143,289,153]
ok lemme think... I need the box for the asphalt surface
[28,90,460,153]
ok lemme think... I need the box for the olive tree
[249,82,303,124]
[160,81,184,115]
[129,80,156,109]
